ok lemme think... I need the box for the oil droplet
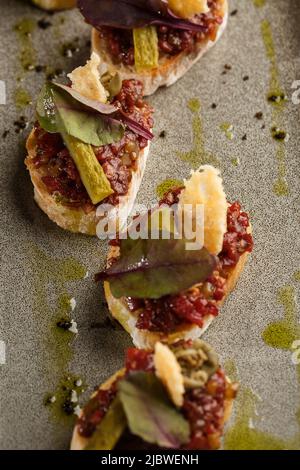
[14,87,32,109]
[156,179,183,199]
[293,271,300,282]
[14,19,36,72]
[262,286,299,350]
[260,19,289,196]
[231,157,240,167]
[253,0,266,7]
[188,98,201,113]
[177,99,219,168]
[220,122,234,140]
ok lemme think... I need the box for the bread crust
[32,0,76,10]
[70,369,233,450]
[104,225,252,349]
[25,129,150,235]
[71,369,125,451]
[91,1,228,96]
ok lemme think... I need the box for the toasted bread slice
[71,369,125,451]
[25,129,150,235]
[91,0,228,96]
[32,0,75,10]
[103,224,252,349]
[70,370,234,450]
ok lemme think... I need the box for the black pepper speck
[255,112,263,120]
[37,18,52,30]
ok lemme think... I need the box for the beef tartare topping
[126,200,253,333]
[100,0,223,67]
[77,348,154,438]
[31,80,153,210]
[77,342,238,450]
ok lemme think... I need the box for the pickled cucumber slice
[133,26,159,72]
[62,133,113,205]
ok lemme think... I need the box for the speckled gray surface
[0,0,300,450]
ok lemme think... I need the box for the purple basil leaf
[118,109,153,140]
[53,82,153,140]
[78,0,207,32]
[53,82,118,114]
[96,236,217,299]
[118,372,190,448]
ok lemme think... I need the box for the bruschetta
[78,0,228,96]
[25,53,153,235]
[71,339,238,450]
[97,166,253,348]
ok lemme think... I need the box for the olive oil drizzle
[260,19,289,196]
[177,99,219,168]
[27,243,87,424]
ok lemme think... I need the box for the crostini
[78,0,228,96]
[32,0,76,10]
[25,53,153,235]
[71,339,238,450]
[97,166,253,348]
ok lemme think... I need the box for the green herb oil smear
[27,243,87,424]
[14,87,32,109]
[262,276,300,388]
[219,122,234,141]
[253,0,266,7]
[177,98,219,168]
[224,387,289,450]
[224,359,300,449]
[156,179,183,199]
[260,19,289,196]
[44,374,86,425]
[14,18,36,72]
[262,286,300,350]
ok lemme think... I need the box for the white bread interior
[32,0,76,10]
[91,0,228,96]
[104,224,252,349]
[25,129,150,235]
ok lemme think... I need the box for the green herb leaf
[118,372,190,449]
[52,88,124,146]
[106,73,122,99]
[36,83,124,146]
[84,396,127,450]
[96,236,217,299]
